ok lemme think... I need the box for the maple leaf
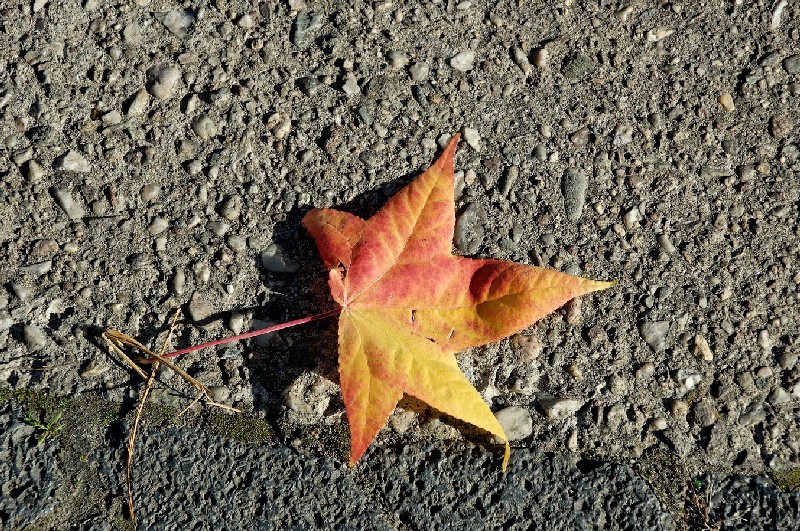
[302,134,613,470]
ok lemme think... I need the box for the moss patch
[203,410,277,444]
[771,468,800,490]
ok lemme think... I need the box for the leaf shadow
[241,170,424,417]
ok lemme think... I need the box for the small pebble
[693,335,713,361]
[768,387,792,405]
[208,386,230,403]
[53,188,86,220]
[409,62,429,82]
[159,9,195,38]
[692,400,719,427]
[461,127,481,151]
[229,312,245,334]
[783,54,800,75]
[757,329,771,352]
[291,11,322,46]
[25,160,45,182]
[272,116,291,139]
[207,221,230,237]
[102,110,122,124]
[532,47,549,68]
[510,334,542,363]
[769,115,793,138]
[718,92,735,112]
[561,169,587,221]
[569,126,590,147]
[188,291,213,322]
[23,325,48,351]
[171,269,186,295]
[148,217,168,235]
[140,184,160,201]
[386,51,408,69]
[297,76,321,97]
[646,27,674,42]
[126,88,150,115]
[779,352,798,370]
[494,406,533,441]
[227,235,247,252]
[11,283,33,303]
[636,362,655,379]
[20,261,51,276]
[54,150,91,172]
[670,399,689,418]
[191,114,217,140]
[650,417,668,431]
[656,234,676,254]
[341,77,361,97]
[539,397,583,420]
[623,208,641,230]
[80,360,108,378]
[510,46,532,75]
[261,244,300,273]
[454,203,486,254]
[147,64,181,100]
[450,50,476,72]
[640,321,670,352]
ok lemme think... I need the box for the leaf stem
[142,308,342,363]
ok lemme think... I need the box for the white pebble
[461,127,481,151]
[409,62,429,81]
[23,325,48,351]
[172,269,186,295]
[646,27,674,42]
[341,77,361,97]
[53,188,85,220]
[126,88,150,115]
[450,50,476,72]
[159,9,195,38]
[539,397,583,420]
[54,150,91,173]
[148,217,168,235]
[191,114,217,140]
[147,65,181,100]
[494,406,533,441]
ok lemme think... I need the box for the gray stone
[692,399,719,427]
[768,387,792,405]
[450,50,476,71]
[454,203,486,254]
[19,259,50,276]
[291,11,322,46]
[127,88,150,115]
[539,397,584,420]
[52,188,85,220]
[147,65,181,100]
[561,168,587,221]
[188,291,213,322]
[461,127,481,151]
[157,9,195,38]
[783,54,800,74]
[23,324,48,351]
[54,150,91,172]
[640,321,670,352]
[191,114,217,140]
[494,406,533,441]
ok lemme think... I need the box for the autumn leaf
[303,134,614,470]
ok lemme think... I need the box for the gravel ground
[1,0,799,528]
